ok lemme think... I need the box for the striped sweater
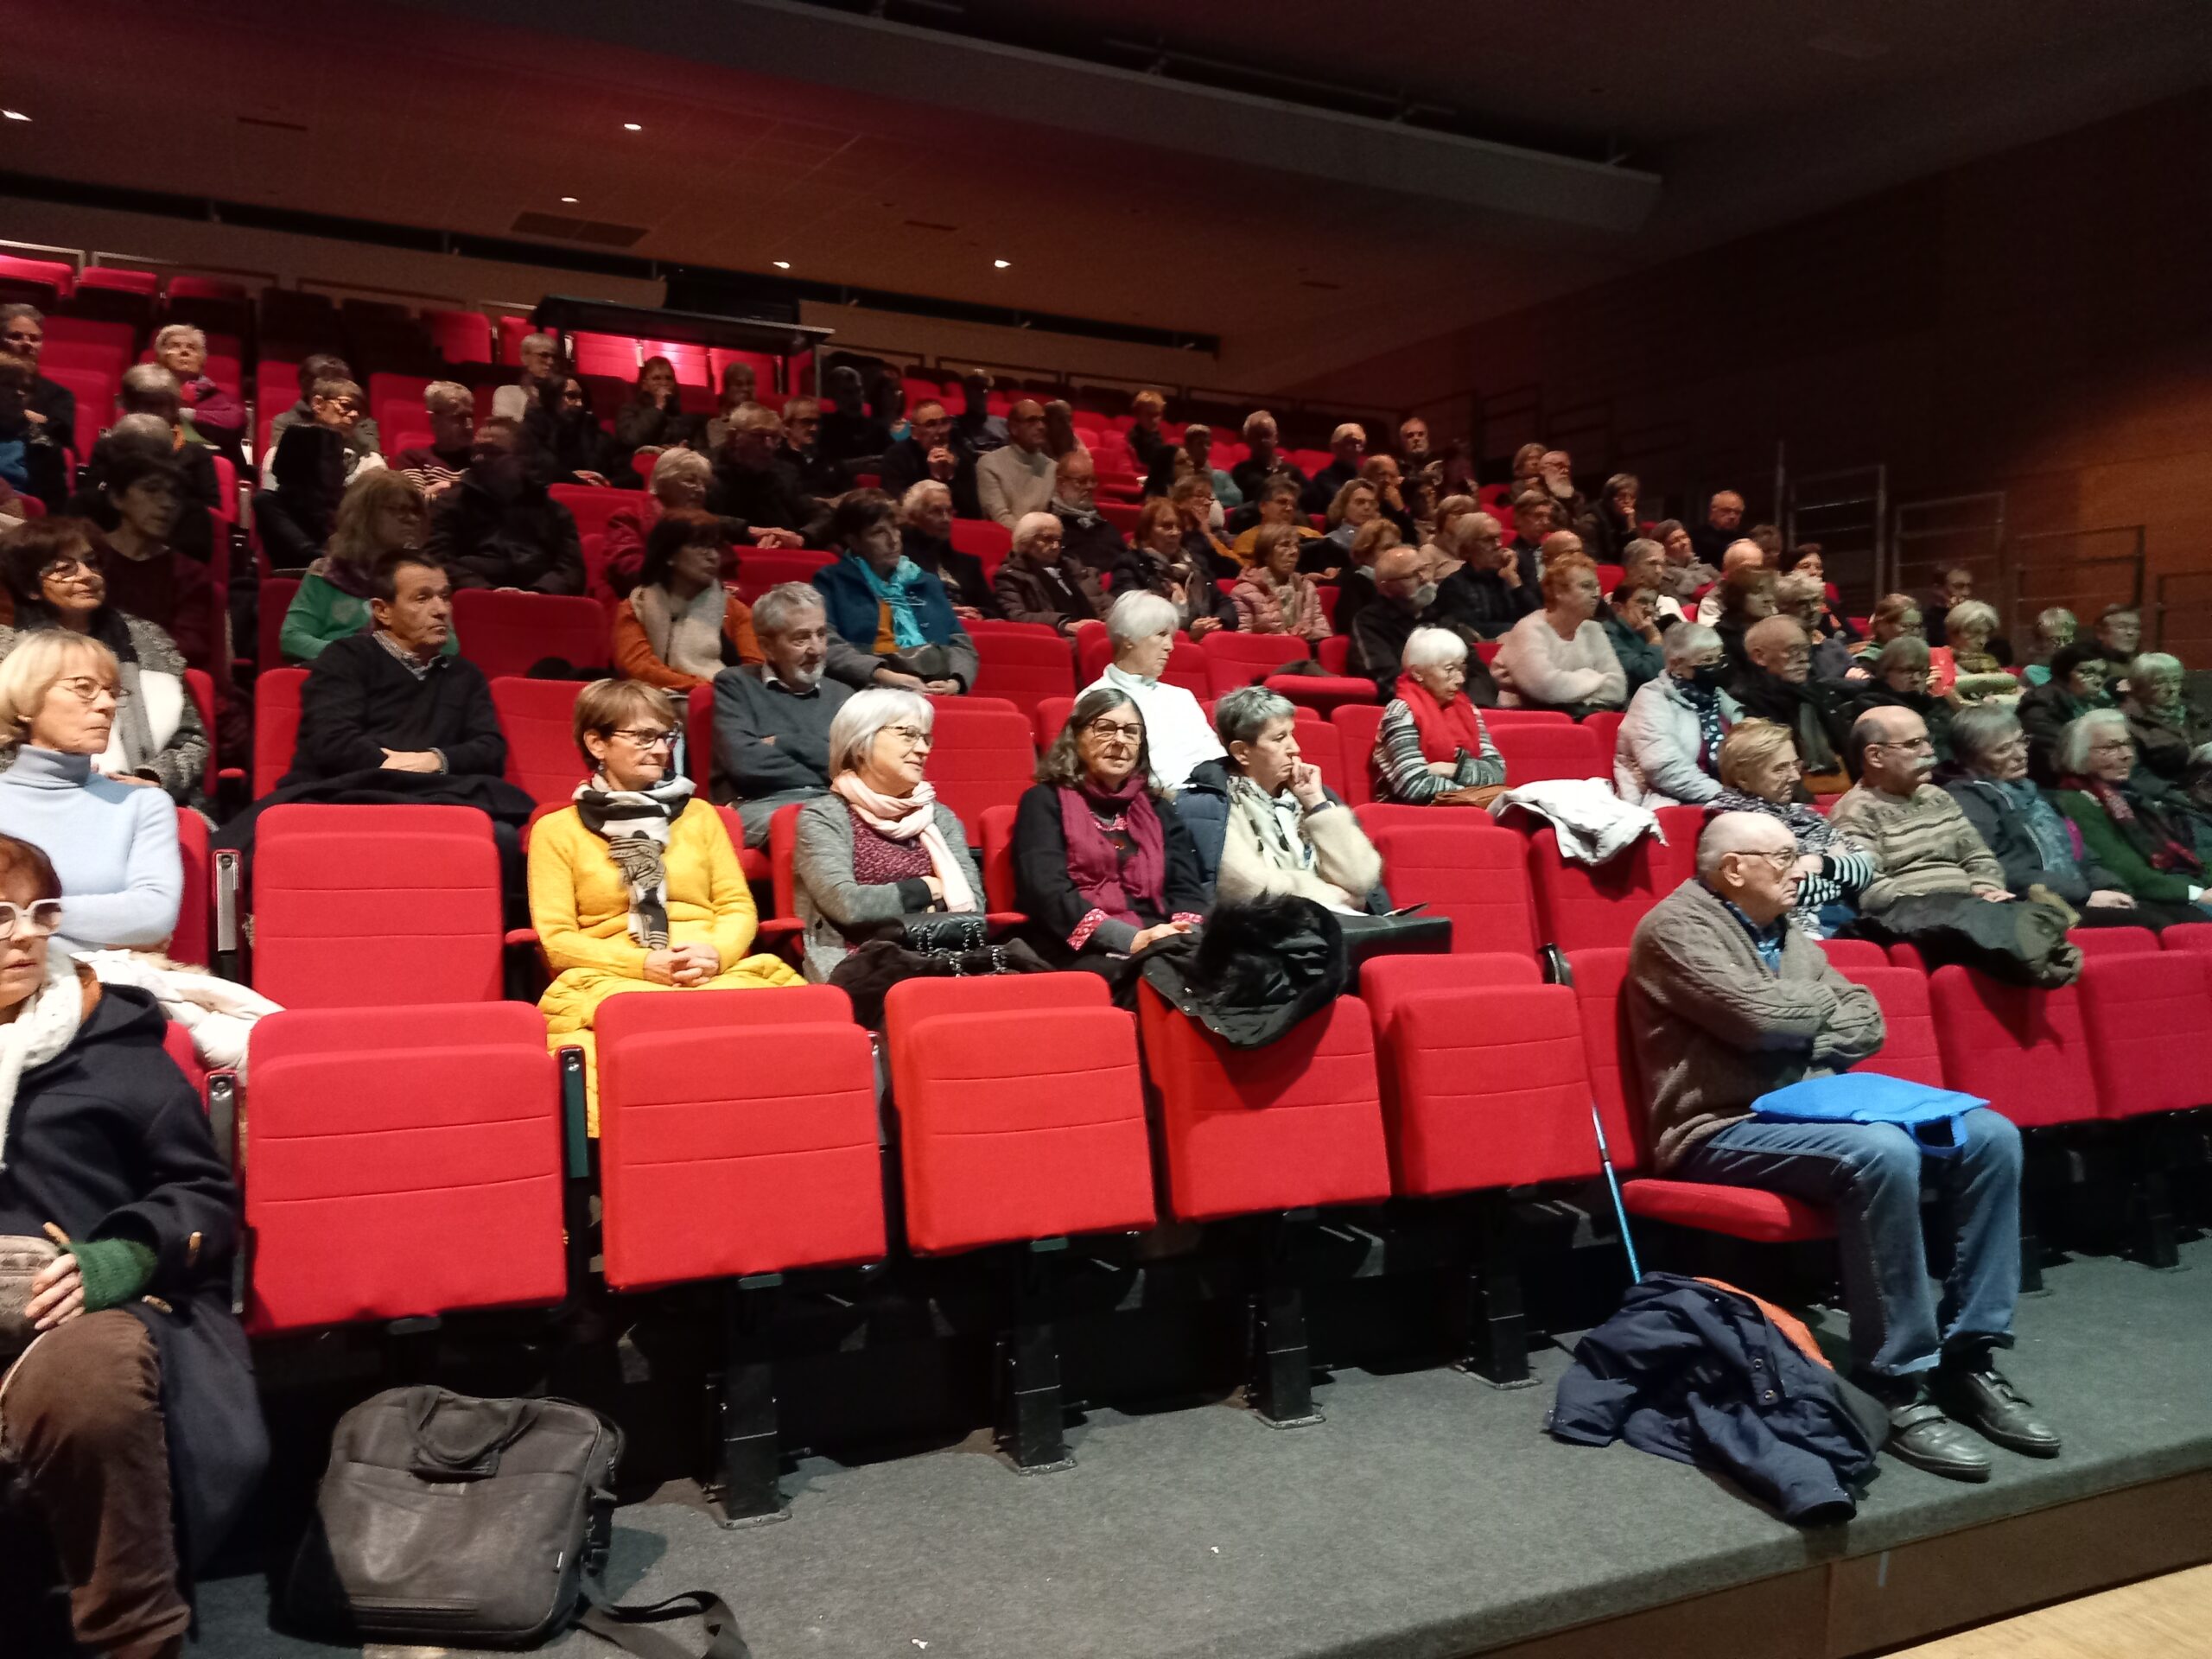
[1826,783,2006,915]
[1370,698,1505,804]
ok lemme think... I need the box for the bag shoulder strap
[578,1584,752,1659]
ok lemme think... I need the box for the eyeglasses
[0,900,64,937]
[1734,849,1798,873]
[1872,737,1936,753]
[2088,740,2134,756]
[39,556,90,580]
[54,676,113,704]
[1087,720,1145,742]
[607,728,674,748]
[885,724,933,749]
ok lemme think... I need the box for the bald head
[1374,546,1423,586]
[1745,616,1811,682]
[1852,704,1934,796]
[1720,539,1764,575]
[1696,810,1802,925]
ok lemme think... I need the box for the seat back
[733,548,836,603]
[947,518,1014,573]
[1292,717,1349,803]
[596,988,885,1289]
[451,589,609,678]
[490,677,588,806]
[257,576,301,671]
[251,805,504,1007]
[1562,947,1645,1171]
[244,1004,566,1332]
[1526,827,1677,953]
[1492,722,1607,784]
[2162,923,2212,960]
[1834,964,1948,1090]
[977,803,1020,912]
[887,976,1154,1251]
[2078,950,2212,1119]
[1368,823,1538,957]
[1929,966,2100,1128]
[1330,702,1386,807]
[2068,925,2160,957]
[1200,631,1306,697]
[1819,939,1891,971]
[1077,627,1208,695]
[969,629,1077,718]
[924,699,1035,834]
[1135,983,1390,1222]
[254,667,308,797]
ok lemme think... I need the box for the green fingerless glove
[70,1237,158,1313]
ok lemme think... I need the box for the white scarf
[631,582,729,679]
[0,953,86,1169]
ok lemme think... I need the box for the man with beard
[423,419,583,594]
[711,582,858,843]
[1729,616,1853,793]
[1350,545,1487,704]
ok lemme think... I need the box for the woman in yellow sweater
[529,677,800,1128]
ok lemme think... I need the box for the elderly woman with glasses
[150,322,245,460]
[2120,651,2212,783]
[1012,686,1208,972]
[792,685,983,982]
[1615,622,1742,808]
[2048,709,2212,918]
[530,679,801,1127]
[1175,686,1384,912]
[1705,718,1876,936]
[1371,626,1505,807]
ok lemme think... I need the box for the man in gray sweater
[711,583,855,844]
[1629,811,2058,1482]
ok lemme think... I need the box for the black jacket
[2017,682,2101,787]
[0,416,68,513]
[1730,667,1853,774]
[286,632,508,785]
[1110,545,1238,632]
[1138,893,1351,1048]
[1350,599,1498,705]
[67,436,220,565]
[1012,781,1210,969]
[1230,452,1306,505]
[1946,776,2121,906]
[900,526,997,616]
[879,435,963,505]
[612,397,702,453]
[1053,503,1135,582]
[707,458,830,545]
[0,979,266,1573]
[1432,565,1535,639]
[29,374,75,445]
[1300,460,1359,517]
[425,474,585,595]
[819,409,892,467]
[1551,1274,1885,1524]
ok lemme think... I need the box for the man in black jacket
[877,398,964,503]
[1351,546,1491,704]
[817,365,890,469]
[1230,410,1305,506]
[778,395,844,499]
[1049,450,1136,584]
[1731,616,1853,786]
[425,419,584,594]
[1,303,75,446]
[1431,512,1535,639]
[707,405,830,546]
[1300,422,1366,516]
[897,479,996,618]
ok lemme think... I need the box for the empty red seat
[733,548,835,602]
[970,629,1076,719]
[2078,950,2212,1119]
[1582,709,1624,762]
[596,988,884,1290]
[923,698,1034,834]
[0,254,73,299]
[1929,967,2101,1129]
[450,590,608,678]
[1366,822,1539,957]
[1362,955,1603,1195]
[173,804,211,969]
[977,803,1020,912]
[1525,817,1697,954]
[423,308,492,364]
[490,677,588,806]
[1836,964,1948,1090]
[251,805,504,1007]
[243,1003,567,1333]
[568,331,641,379]
[1330,703,1385,807]
[1136,983,1390,1222]
[1199,630,1306,696]
[253,667,308,797]
[548,485,646,541]
[1491,722,1606,784]
[78,265,159,296]
[2162,923,2212,958]
[38,364,113,460]
[2068,925,2160,957]
[949,518,1014,575]
[887,976,1154,1252]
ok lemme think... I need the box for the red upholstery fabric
[39,364,111,461]
[924,699,1034,835]
[451,590,610,680]
[1819,939,1890,971]
[1355,803,1493,836]
[1484,709,1573,728]
[1834,965,1948,1090]
[970,631,1077,720]
[732,549,835,603]
[1526,826,1681,953]
[80,265,159,296]
[244,1003,567,1332]
[684,682,716,796]
[173,804,210,969]
[596,988,884,1289]
[887,976,1154,1252]
[424,308,492,365]
[1200,632,1306,696]
[252,667,308,798]
[976,804,1020,913]
[0,254,73,297]
[1582,709,1624,760]
[1330,703,1385,808]
[1492,723,1606,784]
[948,518,1013,575]
[1368,823,1540,957]
[1618,1179,1834,1244]
[2078,951,2212,1119]
[1075,627,1208,695]
[1264,674,1376,714]
[2161,923,2212,959]
[1135,983,1389,1222]
[1289,718,1349,802]
[2067,925,2160,957]
[490,677,588,807]
[1929,966,2101,1128]
[252,804,504,1007]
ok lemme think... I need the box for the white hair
[1107,589,1177,647]
[2055,708,2131,778]
[1331,423,1364,447]
[423,379,473,415]
[2128,652,2182,684]
[152,323,206,355]
[1011,511,1061,554]
[1242,409,1275,440]
[649,447,712,499]
[1401,627,1467,672]
[827,686,933,778]
[1662,621,1721,668]
[1447,511,1502,551]
[751,582,825,638]
[521,331,557,356]
[899,479,951,524]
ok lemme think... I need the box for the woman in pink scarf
[791,686,984,982]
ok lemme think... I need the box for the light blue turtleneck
[0,746,181,952]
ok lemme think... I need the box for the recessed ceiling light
[559,195,578,204]
[772,260,791,270]
[622,122,642,132]
[2,111,28,122]
[993,258,1011,270]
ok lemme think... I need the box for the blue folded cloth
[1753,1071,1989,1156]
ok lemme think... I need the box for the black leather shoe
[1936,1363,2063,1458]
[1885,1400,1993,1481]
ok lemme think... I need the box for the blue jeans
[1675,1108,2023,1378]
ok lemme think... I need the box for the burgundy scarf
[1056,777,1166,925]
[2065,774,2202,874]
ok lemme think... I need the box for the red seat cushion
[2078,950,2212,1119]
[1620,1178,1836,1243]
[2067,925,2160,957]
[450,590,609,679]
[491,677,588,806]
[1929,966,2101,1128]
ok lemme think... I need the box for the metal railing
[1788,462,1887,614]
[2153,569,2212,657]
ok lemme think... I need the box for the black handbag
[285,1386,748,1656]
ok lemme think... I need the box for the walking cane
[1587,1101,1643,1284]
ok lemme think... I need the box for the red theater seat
[1366,822,1539,957]
[242,1003,567,1333]
[595,988,884,1290]
[549,485,647,541]
[450,590,608,678]
[257,577,301,671]
[1330,703,1385,807]
[734,548,835,602]
[1491,722,1606,784]
[949,518,1014,575]
[970,628,1076,718]
[2078,950,2212,1119]
[1136,983,1390,1223]
[1838,964,1948,1090]
[1929,967,2101,1129]
[2162,923,2212,959]
[253,667,307,798]
[1362,955,1604,1195]
[2068,925,2160,957]
[424,308,493,365]
[886,976,1154,1253]
[173,805,210,969]
[251,805,504,1007]
[977,804,1020,912]
[1524,812,1698,954]
[1819,939,1891,972]
[1075,625,1208,695]
[491,677,588,806]
[923,699,1034,834]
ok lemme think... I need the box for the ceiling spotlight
[772,260,791,270]
[993,258,1011,270]
[622,122,643,132]
[559,196,578,204]
[2,111,28,122]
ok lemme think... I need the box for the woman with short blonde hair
[1707,717,1874,934]
[1495,552,1627,714]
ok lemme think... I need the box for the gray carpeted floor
[199,1241,2212,1659]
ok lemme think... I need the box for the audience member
[536,376,632,489]
[994,511,1106,636]
[1599,582,1666,696]
[1359,454,1414,540]
[84,453,217,673]
[1042,400,1083,466]
[1396,416,1432,472]
[1320,480,1384,568]
[490,331,562,423]
[613,354,701,452]
[1013,685,1208,973]
[1732,616,1851,792]
[1049,449,1132,578]
[1178,687,1382,911]
[1782,544,1857,642]
[1586,472,1639,563]
[899,480,996,619]
[1126,390,1171,472]
[1945,704,2193,926]
[425,420,584,594]
[530,678,802,1125]
[1429,512,1533,639]
[2092,605,2143,671]
[1230,410,1305,503]
[1418,495,1481,582]
[976,400,1056,528]
[698,360,760,454]
[1332,520,1401,640]
[1687,489,1746,568]
[950,370,1007,458]
[1494,555,1626,715]
[1619,537,1682,624]
[712,584,855,840]
[1300,423,1366,515]
[0,632,181,951]
[812,491,974,695]
[778,395,844,499]
[280,471,445,665]
[392,381,477,497]
[1697,540,1766,626]
[0,348,67,514]
[1829,707,2082,986]
[0,304,73,440]
[72,381,220,566]
[1849,593,1927,677]
[1371,627,1505,808]
[1231,524,1330,641]
[0,830,264,1658]
[255,376,390,569]
[2120,652,2211,781]
[612,511,762,693]
[2018,642,2113,785]
[0,519,207,802]
[1350,545,1449,702]
[1122,499,1234,636]
[1847,637,1956,769]
[1707,721,1875,934]
[1503,492,1555,589]
[267,353,383,464]
[1939,600,2010,699]
[1167,474,1238,576]
[2020,607,2077,687]
[706,406,830,545]
[817,365,893,469]
[1615,623,1738,808]
[792,687,982,982]
[2048,711,2211,918]
[150,324,244,459]
[1775,571,1852,682]
[1146,422,1239,508]
[1082,591,1223,793]
[1630,810,2050,1480]
[1230,476,1322,569]
[879,397,961,502]
[1647,518,1713,605]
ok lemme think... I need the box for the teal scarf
[856,554,928,649]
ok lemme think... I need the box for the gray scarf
[630,582,729,680]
